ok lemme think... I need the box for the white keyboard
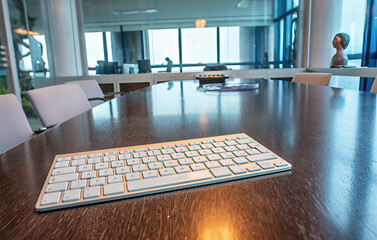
[36,133,292,211]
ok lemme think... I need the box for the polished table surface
[1,79,377,239]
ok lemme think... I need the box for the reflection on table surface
[1,79,377,239]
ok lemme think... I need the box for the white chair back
[292,73,332,86]
[65,80,105,108]
[0,94,34,154]
[27,84,91,128]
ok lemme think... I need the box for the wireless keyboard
[36,133,292,211]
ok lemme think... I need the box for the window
[85,32,105,68]
[148,29,179,65]
[220,27,240,63]
[181,28,217,64]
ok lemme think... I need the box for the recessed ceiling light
[114,9,158,15]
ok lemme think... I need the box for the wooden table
[1,79,377,239]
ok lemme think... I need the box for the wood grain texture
[1,79,377,239]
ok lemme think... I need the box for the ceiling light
[195,19,206,28]
[114,9,158,15]
[237,0,251,8]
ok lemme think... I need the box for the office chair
[27,84,92,128]
[371,76,377,94]
[65,80,129,108]
[65,80,106,108]
[292,73,332,86]
[0,94,34,154]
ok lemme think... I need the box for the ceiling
[82,0,274,32]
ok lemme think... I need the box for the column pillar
[308,0,343,67]
[41,0,87,77]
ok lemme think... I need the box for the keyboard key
[164,160,179,168]
[63,189,81,202]
[229,165,247,174]
[193,156,207,163]
[255,145,269,153]
[104,183,125,196]
[108,175,123,184]
[214,138,225,142]
[41,192,61,205]
[157,155,171,162]
[175,143,188,147]
[224,146,238,152]
[116,167,131,174]
[274,161,289,167]
[205,161,221,169]
[90,177,106,186]
[212,147,226,154]
[148,146,161,151]
[119,150,132,154]
[175,166,191,174]
[171,153,185,160]
[99,169,114,177]
[257,162,275,169]
[185,151,199,158]
[132,164,147,172]
[73,155,87,160]
[175,147,188,153]
[162,144,174,149]
[105,151,118,156]
[161,149,175,155]
[207,154,221,161]
[46,182,68,193]
[125,173,141,181]
[246,153,277,162]
[54,161,69,168]
[210,167,232,178]
[127,170,213,192]
[87,157,101,164]
[57,157,71,162]
[142,157,156,164]
[233,157,248,165]
[103,156,117,162]
[236,144,249,150]
[188,145,201,151]
[213,142,226,148]
[148,162,163,170]
[200,144,213,149]
[134,148,147,152]
[178,158,193,165]
[233,151,248,157]
[84,186,100,199]
[111,161,125,168]
[81,171,97,179]
[219,159,235,167]
[199,149,212,156]
[159,168,175,176]
[95,163,109,170]
[246,149,260,155]
[70,180,87,189]
[189,141,201,145]
[142,170,158,179]
[49,173,79,184]
[190,163,206,171]
[71,159,85,166]
[52,167,76,176]
[78,165,93,172]
[247,165,261,172]
[147,150,161,156]
[118,154,132,160]
[225,141,237,146]
[237,138,253,144]
[220,152,234,159]
[90,153,102,158]
[133,152,146,158]
[127,159,141,165]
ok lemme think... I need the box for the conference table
[1,78,377,239]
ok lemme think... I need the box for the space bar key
[126,170,213,192]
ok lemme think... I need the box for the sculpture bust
[331,33,350,68]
